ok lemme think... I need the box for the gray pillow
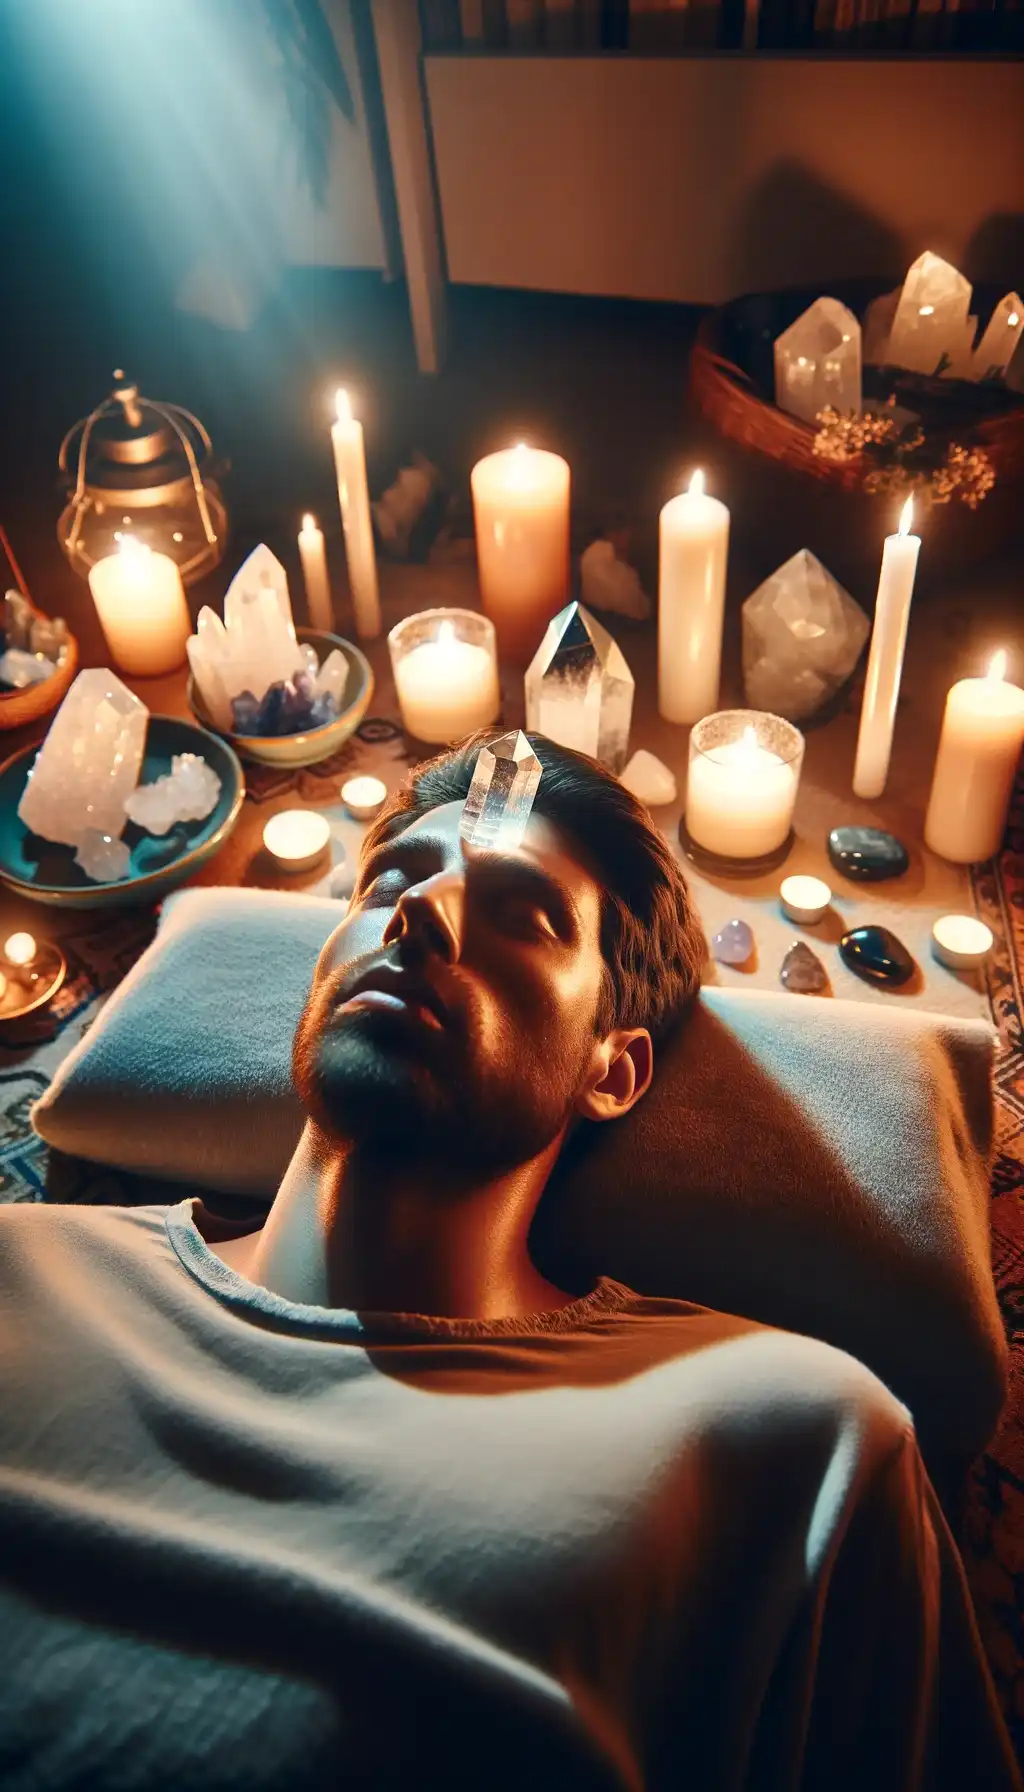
[32,886,1004,1460]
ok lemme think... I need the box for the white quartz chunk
[887,252,972,377]
[973,293,1024,380]
[124,754,222,836]
[579,540,651,621]
[619,749,678,808]
[18,669,147,849]
[75,829,132,883]
[774,297,862,423]
[187,544,306,722]
[313,648,349,707]
[742,548,869,722]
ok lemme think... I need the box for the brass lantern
[58,371,229,585]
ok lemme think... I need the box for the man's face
[293,800,610,1179]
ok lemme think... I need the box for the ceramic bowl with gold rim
[187,627,374,768]
[0,716,244,909]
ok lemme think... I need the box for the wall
[425,56,1024,302]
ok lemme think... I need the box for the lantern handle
[146,400,219,547]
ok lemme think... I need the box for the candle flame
[988,648,1008,682]
[117,533,149,562]
[741,725,757,749]
[335,388,352,423]
[437,621,456,646]
[513,442,528,454]
[688,469,705,496]
[898,496,914,537]
[301,512,317,532]
[1009,312,1020,328]
[4,932,36,967]
[919,304,935,317]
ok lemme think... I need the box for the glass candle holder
[682,709,805,874]
[388,608,501,747]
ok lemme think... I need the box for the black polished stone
[839,925,915,986]
[827,826,909,883]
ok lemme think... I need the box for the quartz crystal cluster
[524,601,634,772]
[0,589,69,691]
[866,252,1023,383]
[459,730,542,852]
[186,545,349,737]
[17,668,223,886]
[742,550,869,722]
[773,298,862,425]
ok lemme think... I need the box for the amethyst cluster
[231,670,340,737]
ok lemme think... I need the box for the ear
[574,1029,653,1125]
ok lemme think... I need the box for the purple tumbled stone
[712,918,755,967]
[780,940,830,995]
[257,682,287,735]
[231,690,260,733]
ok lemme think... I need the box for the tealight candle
[0,932,67,1020]
[4,931,37,967]
[88,534,191,677]
[342,775,387,822]
[780,875,832,924]
[263,809,331,873]
[471,443,570,664]
[931,914,994,972]
[924,650,1024,863]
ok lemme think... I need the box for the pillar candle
[852,497,921,798]
[298,513,333,633]
[924,651,1024,863]
[331,389,381,640]
[393,619,501,744]
[658,470,731,725]
[686,726,798,860]
[88,535,191,676]
[471,443,570,664]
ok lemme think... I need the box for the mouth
[333,967,449,1033]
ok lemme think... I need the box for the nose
[382,869,465,964]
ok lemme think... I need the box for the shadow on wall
[729,159,905,296]
[964,214,1024,290]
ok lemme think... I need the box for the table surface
[1,555,1014,1026]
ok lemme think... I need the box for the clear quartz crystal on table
[313,648,349,707]
[972,293,1024,380]
[74,829,132,883]
[459,730,542,853]
[862,288,899,365]
[887,252,972,376]
[123,754,222,836]
[524,600,634,772]
[773,298,861,424]
[742,549,870,722]
[188,545,304,725]
[0,648,55,688]
[17,669,147,849]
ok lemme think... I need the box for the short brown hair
[361,733,706,1044]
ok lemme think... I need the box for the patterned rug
[965,767,1024,1757]
[2,748,1023,1754]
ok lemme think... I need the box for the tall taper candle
[471,443,570,665]
[852,497,921,799]
[331,389,381,639]
[658,470,730,725]
[924,651,1024,863]
[298,513,333,633]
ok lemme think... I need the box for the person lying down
[0,733,1019,1792]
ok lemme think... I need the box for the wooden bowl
[0,600,79,730]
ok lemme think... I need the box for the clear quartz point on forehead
[459,730,542,852]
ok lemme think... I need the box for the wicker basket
[690,281,1024,594]
[0,603,79,731]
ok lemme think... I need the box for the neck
[242,1120,572,1320]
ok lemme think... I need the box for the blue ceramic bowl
[0,716,245,909]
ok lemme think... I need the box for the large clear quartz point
[972,293,1024,381]
[773,298,862,424]
[887,251,972,376]
[188,544,304,718]
[742,549,870,722]
[18,669,147,848]
[459,730,542,853]
[524,600,634,772]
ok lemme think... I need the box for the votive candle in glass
[471,444,570,664]
[684,709,804,870]
[389,608,501,746]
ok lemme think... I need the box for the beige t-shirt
[0,1197,1018,1792]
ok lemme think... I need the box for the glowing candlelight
[852,497,922,798]
[925,649,1024,863]
[658,468,730,725]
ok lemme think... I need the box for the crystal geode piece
[123,753,221,836]
[972,292,1024,381]
[524,601,634,772]
[459,730,542,853]
[887,252,972,377]
[74,829,132,883]
[742,549,869,722]
[774,297,862,425]
[18,669,147,849]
